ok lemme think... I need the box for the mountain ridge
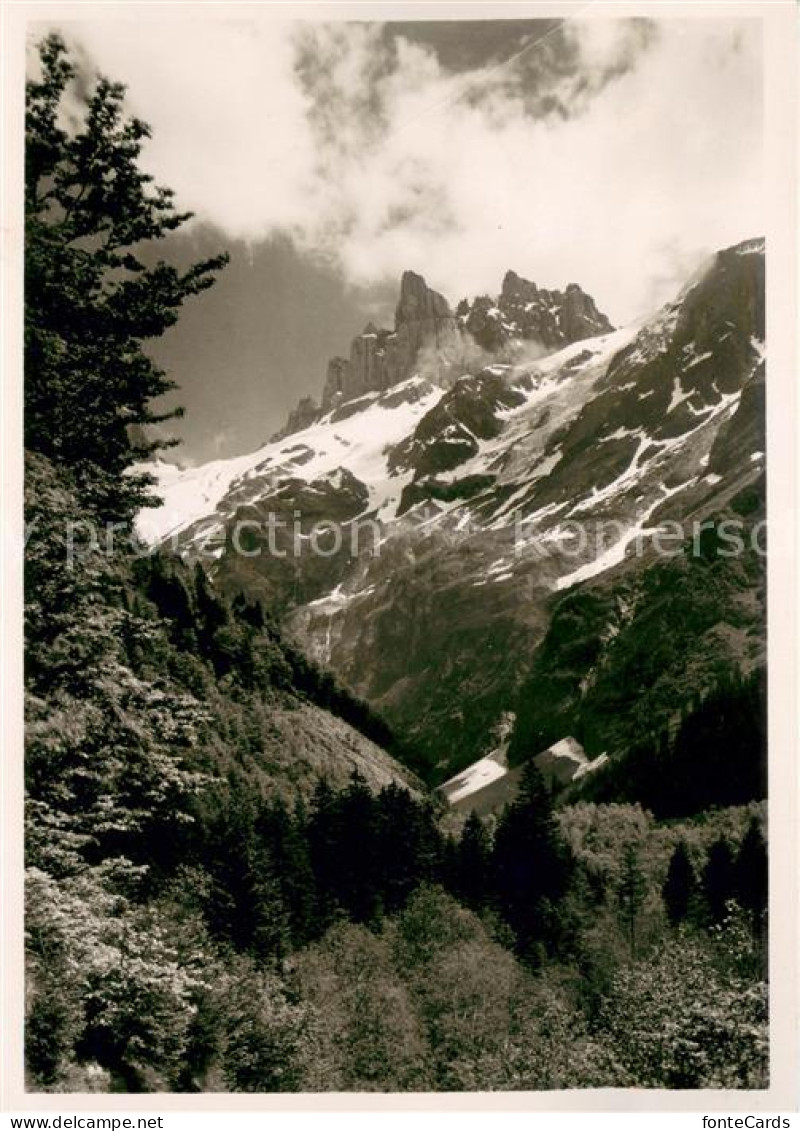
[272,266,614,443]
[138,237,765,781]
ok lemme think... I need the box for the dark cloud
[142,227,395,463]
[294,19,660,162]
[381,19,558,73]
[460,18,660,123]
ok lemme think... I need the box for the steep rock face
[319,271,460,412]
[272,394,321,441]
[392,269,460,366]
[561,283,613,342]
[140,240,766,783]
[506,479,766,771]
[321,357,350,411]
[286,268,608,436]
[388,369,527,511]
[458,271,613,353]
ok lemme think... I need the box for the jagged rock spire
[318,271,460,410]
[461,269,613,352]
[279,266,613,436]
[396,270,453,325]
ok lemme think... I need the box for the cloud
[39,16,763,324]
[458,17,659,122]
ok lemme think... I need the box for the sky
[33,16,764,464]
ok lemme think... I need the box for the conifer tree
[376,784,441,915]
[334,772,382,924]
[662,841,698,927]
[202,776,290,960]
[735,818,768,920]
[491,761,572,960]
[257,798,316,950]
[702,837,737,924]
[25,34,227,519]
[617,843,647,958]
[307,779,344,934]
[455,811,490,910]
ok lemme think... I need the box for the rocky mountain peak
[561,283,612,341]
[280,266,614,439]
[307,271,460,414]
[396,270,453,325]
[501,270,538,301]
[462,270,614,353]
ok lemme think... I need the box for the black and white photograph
[3,0,798,1114]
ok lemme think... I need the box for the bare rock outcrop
[320,271,460,411]
[459,270,613,353]
[283,268,610,436]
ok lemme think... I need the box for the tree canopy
[25,33,228,519]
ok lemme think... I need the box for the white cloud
[50,19,317,238]
[47,16,762,324]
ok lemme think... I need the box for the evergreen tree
[703,837,737,924]
[576,669,766,819]
[306,779,344,934]
[617,843,647,958]
[375,784,441,915]
[143,554,197,649]
[333,772,383,924]
[257,798,316,950]
[201,776,290,962]
[192,563,229,667]
[662,841,698,927]
[735,818,768,920]
[491,761,572,961]
[455,812,490,910]
[233,593,266,630]
[25,34,227,519]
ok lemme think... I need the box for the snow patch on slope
[136,377,445,543]
[439,753,508,805]
[554,478,698,592]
